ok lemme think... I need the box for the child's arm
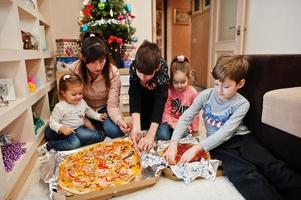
[130,113,142,145]
[171,92,206,141]
[163,140,178,164]
[178,144,204,163]
[49,104,74,135]
[200,100,250,152]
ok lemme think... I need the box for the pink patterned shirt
[162,86,199,132]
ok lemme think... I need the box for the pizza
[175,143,209,163]
[58,139,141,194]
[162,143,209,164]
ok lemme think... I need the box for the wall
[50,0,152,47]
[191,11,210,88]
[167,0,191,64]
[244,0,301,54]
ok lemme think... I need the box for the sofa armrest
[239,55,301,136]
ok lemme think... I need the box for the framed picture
[174,9,191,25]
[203,0,211,11]
[0,79,16,101]
[192,0,202,14]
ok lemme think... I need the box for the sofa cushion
[262,87,301,139]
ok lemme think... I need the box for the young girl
[40,73,106,152]
[129,40,169,151]
[156,55,199,140]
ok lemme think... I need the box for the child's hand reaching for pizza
[130,128,142,146]
[138,133,155,152]
[163,141,178,165]
[59,126,75,136]
[178,144,203,164]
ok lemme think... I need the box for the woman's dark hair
[134,40,161,75]
[80,32,111,88]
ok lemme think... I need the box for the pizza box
[53,171,160,200]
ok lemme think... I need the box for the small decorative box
[55,39,80,57]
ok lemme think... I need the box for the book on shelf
[0,78,16,101]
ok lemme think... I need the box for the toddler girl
[157,55,199,140]
[39,73,106,153]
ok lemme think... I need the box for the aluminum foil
[140,150,168,175]
[156,135,220,184]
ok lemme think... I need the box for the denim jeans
[44,125,105,151]
[156,123,190,141]
[89,106,125,139]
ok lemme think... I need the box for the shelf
[16,0,36,18]
[0,49,22,62]
[0,1,21,49]
[43,51,54,59]
[22,49,42,60]
[38,12,50,26]
[46,79,55,92]
[28,85,46,106]
[0,0,54,198]
[0,98,27,131]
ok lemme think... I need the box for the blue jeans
[156,123,190,141]
[89,106,125,139]
[44,125,105,151]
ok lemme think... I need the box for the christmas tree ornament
[118,13,124,21]
[83,0,90,6]
[98,2,105,10]
[110,8,113,17]
[124,3,132,13]
[83,4,93,18]
[81,24,89,32]
[131,36,138,43]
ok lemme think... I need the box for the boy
[129,40,169,151]
[164,55,301,200]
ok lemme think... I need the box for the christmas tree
[78,0,137,67]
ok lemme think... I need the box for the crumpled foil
[140,150,168,175]
[156,135,220,184]
[170,159,219,184]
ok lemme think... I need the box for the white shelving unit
[0,0,55,198]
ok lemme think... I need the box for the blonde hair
[212,55,249,83]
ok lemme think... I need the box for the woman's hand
[138,133,155,152]
[178,144,203,164]
[58,126,75,136]
[163,141,178,165]
[117,118,132,133]
[99,113,108,122]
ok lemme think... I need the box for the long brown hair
[80,32,111,88]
